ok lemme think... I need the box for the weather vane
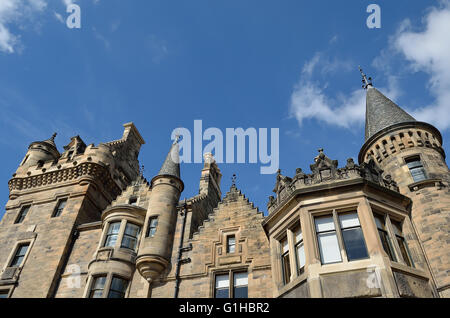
[359,66,373,89]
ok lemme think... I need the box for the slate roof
[157,141,180,179]
[365,86,416,141]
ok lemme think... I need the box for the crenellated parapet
[8,161,122,201]
[267,149,399,214]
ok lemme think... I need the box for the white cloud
[0,0,47,53]
[53,11,64,24]
[289,53,399,129]
[391,1,450,130]
[290,2,450,132]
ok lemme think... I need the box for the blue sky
[1,0,450,219]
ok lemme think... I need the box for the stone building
[0,72,448,298]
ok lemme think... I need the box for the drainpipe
[174,199,191,298]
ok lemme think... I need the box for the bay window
[121,223,140,250]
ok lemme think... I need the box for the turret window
[52,199,67,217]
[146,217,158,238]
[108,276,129,298]
[121,223,141,250]
[15,205,31,224]
[89,275,107,298]
[104,222,121,247]
[405,156,427,182]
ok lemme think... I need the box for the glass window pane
[234,286,248,298]
[282,254,291,284]
[90,290,103,298]
[107,290,124,298]
[107,222,121,234]
[110,277,127,291]
[233,273,248,287]
[105,235,117,247]
[215,275,229,288]
[406,160,422,169]
[10,256,24,267]
[282,238,289,253]
[147,217,158,237]
[93,276,106,289]
[339,213,360,229]
[391,221,403,237]
[318,232,342,264]
[315,216,335,232]
[397,237,413,267]
[342,228,368,261]
[296,242,306,269]
[121,236,137,250]
[378,230,396,262]
[295,228,303,243]
[374,215,385,230]
[227,236,235,253]
[124,223,140,237]
[215,288,229,298]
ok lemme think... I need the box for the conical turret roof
[364,86,416,141]
[157,140,180,179]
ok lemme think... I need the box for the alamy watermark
[171,120,279,174]
[366,4,381,29]
[66,4,81,29]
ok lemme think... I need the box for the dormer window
[128,197,138,206]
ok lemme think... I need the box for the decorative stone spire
[361,68,416,141]
[156,138,181,179]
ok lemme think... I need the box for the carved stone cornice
[8,162,122,199]
[267,150,400,214]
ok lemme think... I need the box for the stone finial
[231,173,237,187]
[203,152,215,164]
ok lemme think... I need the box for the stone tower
[0,123,145,298]
[136,139,184,292]
[358,71,450,297]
